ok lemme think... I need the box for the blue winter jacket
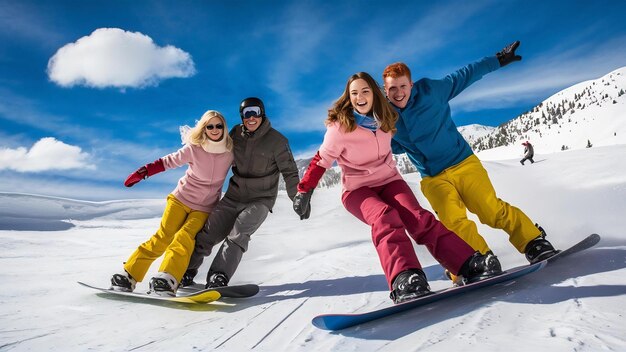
[391,56,500,177]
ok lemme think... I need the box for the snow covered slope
[1,144,625,351]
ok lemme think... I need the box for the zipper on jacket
[373,130,382,159]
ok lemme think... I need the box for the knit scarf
[201,136,229,154]
[353,111,379,131]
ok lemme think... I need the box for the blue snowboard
[312,234,600,331]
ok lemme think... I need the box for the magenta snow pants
[342,179,475,288]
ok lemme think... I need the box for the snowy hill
[458,124,497,146]
[473,66,626,160]
[1,144,625,351]
[0,193,164,231]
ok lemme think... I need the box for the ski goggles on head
[242,106,262,119]
[205,123,224,130]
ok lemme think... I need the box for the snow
[458,124,497,146]
[474,66,626,161]
[1,144,625,351]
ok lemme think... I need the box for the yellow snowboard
[78,281,221,304]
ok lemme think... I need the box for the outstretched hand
[124,166,148,187]
[124,158,165,187]
[293,190,313,220]
[496,40,522,67]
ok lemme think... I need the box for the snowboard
[312,233,601,331]
[78,282,258,304]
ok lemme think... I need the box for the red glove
[297,152,326,193]
[124,159,165,187]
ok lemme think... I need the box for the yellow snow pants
[420,154,540,254]
[124,194,209,282]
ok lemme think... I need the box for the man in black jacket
[182,97,301,288]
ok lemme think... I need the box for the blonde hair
[187,110,233,151]
[326,72,397,133]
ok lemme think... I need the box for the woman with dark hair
[294,72,501,304]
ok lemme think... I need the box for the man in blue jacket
[382,41,557,283]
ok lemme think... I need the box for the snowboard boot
[525,224,558,264]
[149,272,178,297]
[205,271,228,289]
[458,251,503,285]
[389,269,432,304]
[180,269,197,287]
[110,271,136,292]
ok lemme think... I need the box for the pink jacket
[162,144,233,212]
[318,122,403,192]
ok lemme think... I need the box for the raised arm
[433,41,522,102]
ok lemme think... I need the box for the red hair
[382,62,412,82]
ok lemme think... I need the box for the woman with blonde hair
[111,110,234,296]
[294,72,500,304]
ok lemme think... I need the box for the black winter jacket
[223,118,299,211]
[524,143,534,158]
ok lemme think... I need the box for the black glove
[496,41,522,67]
[293,190,313,220]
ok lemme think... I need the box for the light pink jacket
[317,122,403,192]
[162,144,233,212]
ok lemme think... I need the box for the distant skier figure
[294,72,501,304]
[382,41,558,286]
[520,141,534,165]
[110,110,233,297]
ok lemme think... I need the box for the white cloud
[47,28,195,89]
[0,137,95,172]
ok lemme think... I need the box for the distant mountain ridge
[284,66,626,189]
[474,66,626,159]
[458,124,497,146]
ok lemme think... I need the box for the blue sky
[1,0,625,200]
